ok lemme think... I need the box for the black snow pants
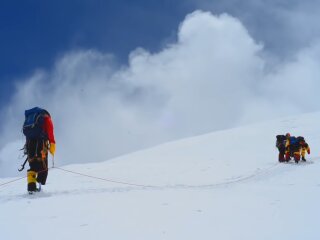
[26,139,49,191]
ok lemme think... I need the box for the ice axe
[18,158,28,172]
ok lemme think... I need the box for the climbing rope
[54,167,156,188]
[1,160,312,190]
[0,167,53,188]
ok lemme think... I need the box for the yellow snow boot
[27,170,37,193]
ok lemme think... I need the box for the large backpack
[23,107,49,140]
[289,136,299,147]
[276,135,286,148]
[296,136,305,143]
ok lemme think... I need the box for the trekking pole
[52,155,55,168]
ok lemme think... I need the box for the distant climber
[299,138,310,162]
[276,135,286,162]
[285,133,302,163]
[22,107,56,194]
[282,133,311,163]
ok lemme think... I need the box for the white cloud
[1,10,319,177]
[192,0,320,58]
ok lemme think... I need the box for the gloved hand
[307,149,310,154]
[49,143,56,155]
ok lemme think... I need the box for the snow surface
[1,112,320,240]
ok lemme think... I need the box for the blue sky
[0,0,195,106]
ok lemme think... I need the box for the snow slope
[1,112,320,240]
